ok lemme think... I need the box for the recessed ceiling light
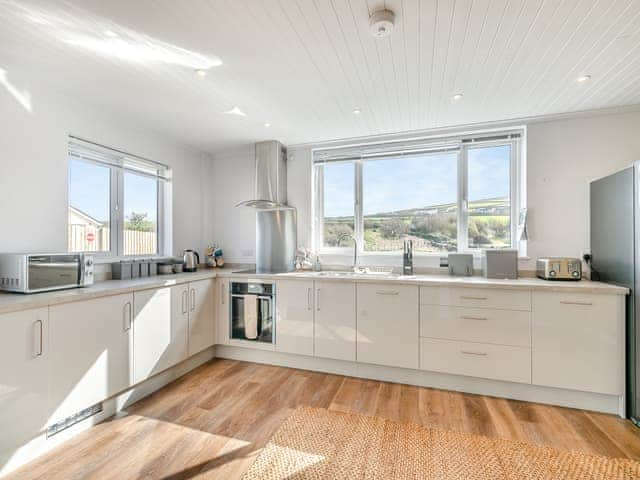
[104,30,118,38]
[353,108,362,115]
[452,93,464,101]
[264,122,271,128]
[194,69,207,77]
[224,106,246,117]
[577,75,591,83]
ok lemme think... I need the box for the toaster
[536,258,582,281]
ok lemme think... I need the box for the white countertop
[0,268,628,316]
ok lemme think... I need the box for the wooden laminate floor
[9,359,640,479]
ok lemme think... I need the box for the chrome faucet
[337,232,362,272]
[403,239,414,275]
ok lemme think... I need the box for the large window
[67,137,169,257]
[314,131,523,255]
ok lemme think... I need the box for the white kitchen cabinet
[133,286,189,384]
[0,308,49,470]
[217,278,230,345]
[357,284,419,369]
[188,279,216,355]
[275,279,314,355]
[49,293,133,424]
[315,281,356,361]
[532,291,624,395]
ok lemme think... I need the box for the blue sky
[324,145,510,217]
[69,159,157,223]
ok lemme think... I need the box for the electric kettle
[183,250,200,272]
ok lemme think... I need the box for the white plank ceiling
[1,0,639,152]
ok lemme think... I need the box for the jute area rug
[242,406,640,480]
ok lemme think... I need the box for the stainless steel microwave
[0,253,94,293]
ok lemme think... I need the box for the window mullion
[457,148,468,252]
[115,168,125,257]
[355,160,363,253]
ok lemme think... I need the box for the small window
[67,138,169,257]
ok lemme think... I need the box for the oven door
[27,255,81,292]
[230,290,274,344]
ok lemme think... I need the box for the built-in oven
[230,281,275,344]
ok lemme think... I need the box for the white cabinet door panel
[357,284,419,369]
[49,293,133,423]
[188,279,215,356]
[532,291,624,395]
[314,281,356,361]
[133,286,188,383]
[0,308,49,470]
[275,279,314,356]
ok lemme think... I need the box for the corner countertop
[0,268,628,316]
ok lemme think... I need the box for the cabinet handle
[221,283,225,305]
[460,350,487,357]
[560,300,592,306]
[307,287,312,311]
[376,290,399,295]
[34,319,43,357]
[461,315,488,321]
[182,290,188,314]
[460,296,487,301]
[123,301,132,332]
[316,288,321,312]
[190,289,196,311]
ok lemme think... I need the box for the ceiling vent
[369,9,395,38]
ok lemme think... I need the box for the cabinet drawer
[420,305,531,347]
[420,286,531,311]
[420,338,531,384]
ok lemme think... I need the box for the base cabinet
[188,279,216,355]
[532,291,624,395]
[48,293,133,424]
[314,281,356,361]
[357,284,419,369]
[276,279,314,356]
[133,286,189,384]
[0,308,49,472]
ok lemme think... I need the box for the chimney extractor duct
[236,141,297,273]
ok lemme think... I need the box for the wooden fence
[68,224,156,255]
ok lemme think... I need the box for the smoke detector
[369,9,395,38]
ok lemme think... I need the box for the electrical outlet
[241,249,254,257]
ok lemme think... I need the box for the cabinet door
[357,284,419,369]
[188,279,216,355]
[133,286,189,383]
[532,291,624,395]
[275,279,314,355]
[217,278,230,345]
[315,281,356,361]
[49,293,133,423]
[0,308,49,471]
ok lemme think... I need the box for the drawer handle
[460,350,487,357]
[376,290,399,295]
[460,296,487,301]
[560,300,592,306]
[460,315,488,321]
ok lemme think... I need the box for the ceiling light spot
[195,69,207,77]
[577,75,591,83]
[264,122,271,128]
[353,108,362,115]
[104,30,118,38]
[224,106,246,117]
[452,93,464,101]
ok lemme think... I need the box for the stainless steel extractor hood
[236,141,292,211]
[236,140,297,273]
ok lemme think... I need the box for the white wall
[0,76,211,258]
[210,108,640,271]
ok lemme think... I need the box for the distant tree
[126,212,154,232]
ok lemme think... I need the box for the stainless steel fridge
[590,164,637,423]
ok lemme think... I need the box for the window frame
[312,130,525,257]
[67,138,169,259]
